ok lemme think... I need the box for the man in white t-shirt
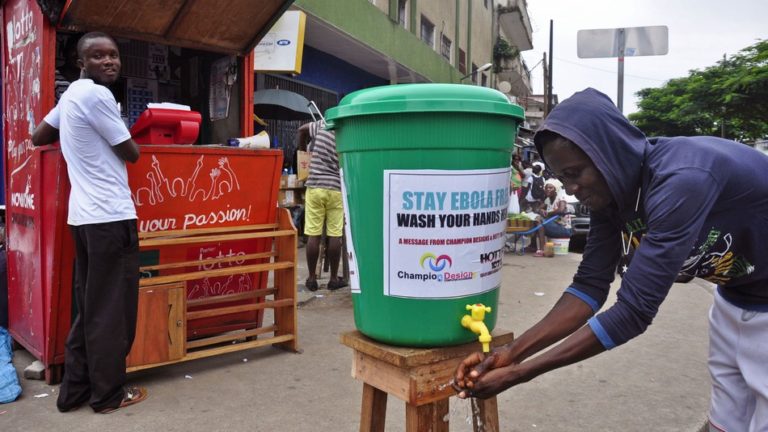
[32,32,146,414]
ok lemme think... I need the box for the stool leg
[434,399,449,432]
[360,383,387,432]
[470,397,500,432]
[406,400,449,432]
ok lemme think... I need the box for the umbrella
[253,88,313,121]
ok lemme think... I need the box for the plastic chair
[505,215,560,255]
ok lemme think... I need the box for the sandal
[533,250,544,257]
[305,279,319,292]
[98,386,147,414]
[327,278,348,291]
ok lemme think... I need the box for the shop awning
[57,0,294,55]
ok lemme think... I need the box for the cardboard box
[278,190,295,207]
[297,150,310,181]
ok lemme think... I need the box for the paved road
[4,250,713,431]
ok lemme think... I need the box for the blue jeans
[544,223,571,239]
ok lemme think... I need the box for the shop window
[398,0,408,29]
[420,15,435,48]
[440,34,452,62]
[459,49,466,74]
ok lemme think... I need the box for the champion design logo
[420,253,452,272]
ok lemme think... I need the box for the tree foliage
[629,40,768,142]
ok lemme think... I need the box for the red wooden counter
[6,144,293,381]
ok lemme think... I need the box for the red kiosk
[3,0,299,382]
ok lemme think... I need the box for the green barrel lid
[325,83,525,129]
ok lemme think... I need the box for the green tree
[629,40,768,142]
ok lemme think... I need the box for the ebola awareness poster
[384,168,510,298]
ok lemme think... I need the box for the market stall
[2,0,298,383]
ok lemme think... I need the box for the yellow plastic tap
[461,303,492,353]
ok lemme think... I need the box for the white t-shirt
[44,79,136,225]
[521,167,533,187]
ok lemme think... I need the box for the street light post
[460,62,492,83]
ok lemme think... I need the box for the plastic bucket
[325,84,524,347]
[550,238,570,255]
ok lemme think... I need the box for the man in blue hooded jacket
[453,88,768,431]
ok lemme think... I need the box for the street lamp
[460,62,492,83]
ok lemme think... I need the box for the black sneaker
[327,278,348,291]
[305,279,319,292]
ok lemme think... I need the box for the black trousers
[57,220,139,412]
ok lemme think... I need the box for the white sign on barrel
[383,168,509,299]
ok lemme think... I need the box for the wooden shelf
[506,226,535,233]
[127,208,299,372]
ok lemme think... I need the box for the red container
[130,108,202,145]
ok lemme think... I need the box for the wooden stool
[341,330,514,432]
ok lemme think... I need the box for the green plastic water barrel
[325,84,524,347]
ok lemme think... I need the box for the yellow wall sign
[254,10,307,74]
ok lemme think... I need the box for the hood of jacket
[533,88,649,212]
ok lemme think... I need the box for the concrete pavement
[3,248,713,431]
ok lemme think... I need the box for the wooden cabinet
[126,209,298,372]
[127,282,185,368]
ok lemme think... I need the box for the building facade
[263,0,533,97]
[256,0,534,166]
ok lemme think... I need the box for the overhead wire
[553,57,667,82]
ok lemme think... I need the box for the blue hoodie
[534,88,768,349]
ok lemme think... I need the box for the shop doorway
[256,74,338,171]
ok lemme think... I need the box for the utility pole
[547,20,554,116]
[543,52,550,116]
[721,53,726,138]
[617,28,625,113]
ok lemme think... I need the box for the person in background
[529,178,572,256]
[518,160,533,208]
[453,88,768,431]
[522,162,544,212]
[32,31,147,414]
[297,120,347,292]
[509,155,523,211]
[55,34,82,103]
[540,178,572,237]
[520,162,547,254]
